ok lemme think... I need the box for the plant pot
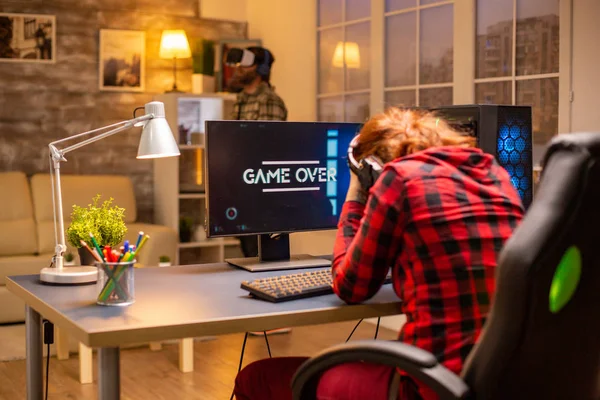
[158,262,171,268]
[64,261,76,266]
[78,247,98,266]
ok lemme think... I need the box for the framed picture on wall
[0,13,56,63]
[99,29,145,92]
[215,38,262,92]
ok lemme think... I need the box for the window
[384,1,454,109]
[475,0,560,164]
[317,0,372,123]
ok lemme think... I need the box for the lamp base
[40,266,98,285]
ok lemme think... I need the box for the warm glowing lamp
[332,41,361,69]
[159,30,192,92]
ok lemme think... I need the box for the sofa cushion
[0,172,38,256]
[126,223,178,267]
[31,174,137,254]
[0,254,52,285]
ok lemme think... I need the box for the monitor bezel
[204,120,362,238]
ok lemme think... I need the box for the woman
[234,108,525,400]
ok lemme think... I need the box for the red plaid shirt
[332,146,524,399]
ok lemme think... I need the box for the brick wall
[0,0,246,222]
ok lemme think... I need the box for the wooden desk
[7,263,402,400]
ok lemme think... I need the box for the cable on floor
[263,331,272,358]
[374,317,381,339]
[230,332,249,400]
[345,319,363,342]
[45,342,49,400]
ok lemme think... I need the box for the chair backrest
[30,174,137,254]
[461,133,600,399]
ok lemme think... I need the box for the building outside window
[475,0,560,164]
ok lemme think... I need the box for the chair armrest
[127,223,177,267]
[291,340,469,400]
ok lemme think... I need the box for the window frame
[316,0,572,135]
[317,1,372,121]
[383,0,455,107]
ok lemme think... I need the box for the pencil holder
[95,260,135,306]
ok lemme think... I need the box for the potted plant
[179,216,194,243]
[158,255,171,267]
[64,252,75,266]
[66,194,128,266]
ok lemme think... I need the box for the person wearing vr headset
[232,108,525,400]
[226,46,291,337]
[226,46,288,121]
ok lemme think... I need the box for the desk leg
[55,327,69,360]
[98,347,120,400]
[25,306,43,400]
[79,343,93,384]
[178,338,194,372]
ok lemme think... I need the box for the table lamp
[332,41,361,69]
[159,30,192,92]
[41,101,180,285]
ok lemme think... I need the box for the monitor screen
[205,121,362,237]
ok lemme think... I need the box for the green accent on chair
[549,246,582,313]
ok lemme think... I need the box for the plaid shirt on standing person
[332,146,524,400]
[231,82,288,121]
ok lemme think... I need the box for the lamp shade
[159,30,192,59]
[137,102,180,159]
[332,41,361,69]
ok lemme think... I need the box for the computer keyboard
[241,268,393,303]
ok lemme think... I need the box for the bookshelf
[153,92,243,265]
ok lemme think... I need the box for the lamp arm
[52,114,154,157]
[49,113,154,270]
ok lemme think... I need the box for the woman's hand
[345,172,368,204]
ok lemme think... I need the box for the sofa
[0,172,177,324]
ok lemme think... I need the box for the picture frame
[215,38,262,92]
[99,29,145,92]
[0,13,56,63]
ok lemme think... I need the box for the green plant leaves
[549,246,582,314]
[66,194,127,248]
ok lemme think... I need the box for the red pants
[234,357,395,400]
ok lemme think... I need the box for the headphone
[347,135,384,190]
[256,49,272,77]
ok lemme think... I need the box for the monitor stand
[226,234,331,272]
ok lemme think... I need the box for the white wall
[200,0,247,22]
[246,0,317,122]
[571,0,600,132]
[246,0,338,256]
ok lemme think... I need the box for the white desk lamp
[41,101,180,284]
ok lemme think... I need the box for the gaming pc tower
[431,105,533,209]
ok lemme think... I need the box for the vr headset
[225,48,256,67]
[347,135,384,191]
[225,47,272,76]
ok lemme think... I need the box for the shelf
[179,144,204,150]
[179,193,206,199]
[178,238,239,249]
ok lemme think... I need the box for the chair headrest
[542,132,600,169]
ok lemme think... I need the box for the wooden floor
[0,321,397,400]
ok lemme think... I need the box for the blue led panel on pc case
[498,123,531,200]
[495,107,533,208]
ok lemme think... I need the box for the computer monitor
[205,120,362,272]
